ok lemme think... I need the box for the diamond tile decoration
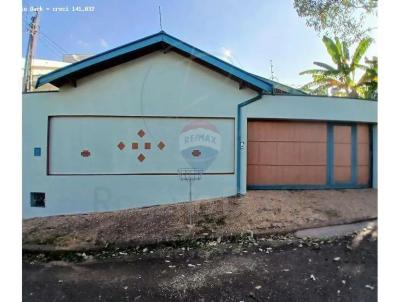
[137,153,146,162]
[117,142,125,150]
[157,141,166,150]
[132,142,138,150]
[81,150,91,157]
[137,129,146,138]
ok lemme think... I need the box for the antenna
[158,6,163,31]
[269,59,275,81]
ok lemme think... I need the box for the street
[23,230,377,302]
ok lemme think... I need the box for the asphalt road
[23,234,377,302]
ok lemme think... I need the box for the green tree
[357,56,378,100]
[300,36,374,99]
[293,0,377,44]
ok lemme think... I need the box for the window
[30,192,45,207]
[34,147,41,157]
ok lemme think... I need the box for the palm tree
[357,56,378,100]
[300,36,373,98]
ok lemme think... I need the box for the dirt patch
[23,189,377,251]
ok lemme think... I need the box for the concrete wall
[239,95,378,193]
[23,50,378,218]
[23,51,255,218]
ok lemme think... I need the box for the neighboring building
[23,32,377,218]
[22,58,70,91]
[22,55,93,91]
[63,54,93,63]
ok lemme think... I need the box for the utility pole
[23,10,40,93]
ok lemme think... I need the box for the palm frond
[299,69,325,75]
[323,36,341,65]
[342,41,350,62]
[355,64,369,71]
[302,82,331,96]
[313,62,336,71]
[299,69,339,76]
[351,37,373,68]
[335,38,343,63]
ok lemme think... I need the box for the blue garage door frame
[247,121,373,190]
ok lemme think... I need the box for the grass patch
[324,209,340,218]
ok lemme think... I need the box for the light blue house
[23,32,377,218]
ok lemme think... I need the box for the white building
[23,32,377,218]
[22,58,70,91]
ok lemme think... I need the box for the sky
[22,0,377,88]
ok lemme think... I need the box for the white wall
[23,51,255,218]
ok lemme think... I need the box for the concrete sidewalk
[295,219,377,239]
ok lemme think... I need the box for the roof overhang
[36,32,273,93]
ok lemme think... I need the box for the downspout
[236,92,265,195]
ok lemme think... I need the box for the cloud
[77,40,89,48]
[99,38,109,49]
[219,47,234,63]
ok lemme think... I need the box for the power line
[24,24,64,57]
[38,30,68,54]
[37,35,65,57]
[23,19,68,55]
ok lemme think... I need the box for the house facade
[23,32,377,218]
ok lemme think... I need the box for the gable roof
[36,32,304,95]
[251,74,306,95]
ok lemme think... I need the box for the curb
[22,217,377,254]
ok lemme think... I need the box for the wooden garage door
[357,124,370,185]
[331,124,370,185]
[247,121,328,186]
